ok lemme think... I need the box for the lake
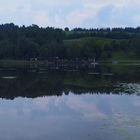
[0,65,140,140]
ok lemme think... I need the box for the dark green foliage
[0,23,64,60]
[0,23,139,60]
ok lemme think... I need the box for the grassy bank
[0,60,30,67]
[0,59,139,68]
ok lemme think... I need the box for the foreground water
[0,65,139,140]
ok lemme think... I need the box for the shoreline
[0,59,139,68]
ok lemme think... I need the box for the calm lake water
[0,65,140,140]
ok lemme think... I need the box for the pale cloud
[0,0,139,27]
[66,94,107,119]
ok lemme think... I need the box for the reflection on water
[0,65,139,140]
[115,83,140,95]
[0,65,139,99]
[0,94,140,140]
[2,76,17,79]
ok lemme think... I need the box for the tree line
[0,23,139,60]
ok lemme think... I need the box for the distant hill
[0,23,139,61]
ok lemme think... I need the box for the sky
[0,0,140,28]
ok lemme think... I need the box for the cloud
[0,0,140,27]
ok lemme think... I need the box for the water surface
[0,65,139,140]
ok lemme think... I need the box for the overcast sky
[0,0,140,28]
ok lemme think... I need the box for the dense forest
[0,23,140,60]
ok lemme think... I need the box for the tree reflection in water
[0,65,139,99]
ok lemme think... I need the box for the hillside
[63,36,137,60]
[0,23,139,61]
